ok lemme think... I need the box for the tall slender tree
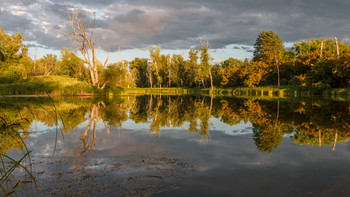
[200,40,214,91]
[188,48,199,87]
[253,31,285,88]
[150,45,161,88]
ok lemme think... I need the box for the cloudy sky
[1,0,349,62]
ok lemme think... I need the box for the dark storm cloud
[0,9,32,32]
[0,0,349,52]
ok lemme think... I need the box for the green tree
[150,45,162,87]
[188,48,199,87]
[199,40,213,90]
[162,54,171,87]
[292,38,350,88]
[253,30,285,88]
[0,28,29,83]
[130,58,149,87]
[220,58,244,87]
[0,29,24,65]
[170,54,186,87]
[102,61,135,88]
[39,54,58,76]
[334,53,350,87]
[58,48,89,81]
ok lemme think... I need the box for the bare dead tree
[64,7,110,89]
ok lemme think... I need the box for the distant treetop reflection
[0,96,349,154]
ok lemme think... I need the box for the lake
[1,95,350,196]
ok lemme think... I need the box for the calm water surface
[0,95,349,196]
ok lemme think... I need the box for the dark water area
[0,95,349,196]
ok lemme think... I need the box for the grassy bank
[122,86,349,97]
[208,86,350,100]
[121,87,201,95]
[0,76,93,95]
[1,78,349,100]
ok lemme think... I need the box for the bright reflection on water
[0,95,350,196]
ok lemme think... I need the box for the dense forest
[1,27,349,91]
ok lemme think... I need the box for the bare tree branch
[64,6,110,89]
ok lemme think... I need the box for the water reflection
[0,114,36,195]
[0,95,350,195]
[0,96,349,155]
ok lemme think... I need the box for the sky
[1,0,350,63]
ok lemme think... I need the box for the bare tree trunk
[33,48,37,74]
[209,66,214,93]
[335,37,339,58]
[168,69,171,87]
[320,41,323,59]
[209,94,213,116]
[275,99,280,128]
[148,95,153,118]
[274,55,280,89]
[277,65,280,89]
[332,131,338,151]
[148,65,153,88]
[44,63,48,76]
[318,130,322,147]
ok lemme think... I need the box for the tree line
[1,26,349,90]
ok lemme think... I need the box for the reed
[0,116,37,195]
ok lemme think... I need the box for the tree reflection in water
[73,102,110,155]
[0,96,349,158]
[0,95,349,196]
[0,115,36,195]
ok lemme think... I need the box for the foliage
[220,58,245,87]
[242,61,271,87]
[188,48,200,87]
[0,28,28,83]
[130,58,149,88]
[253,30,285,65]
[57,48,90,82]
[253,30,285,88]
[102,61,135,88]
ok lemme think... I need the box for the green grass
[0,76,93,95]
